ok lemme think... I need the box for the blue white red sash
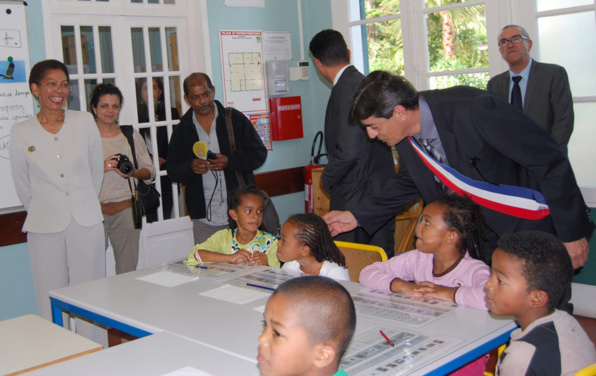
[408,137,550,220]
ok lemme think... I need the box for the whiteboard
[0,1,33,213]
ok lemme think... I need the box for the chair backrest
[334,241,388,283]
[394,198,424,255]
[575,363,596,376]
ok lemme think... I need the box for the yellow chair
[394,198,424,255]
[483,343,507,376]
[334,241,388,283]
[575,363,596,376]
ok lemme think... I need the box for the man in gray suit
[487,25,574,154]
[310,29,397,256]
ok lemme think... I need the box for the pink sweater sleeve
[453,259,490,311]
[359,251,420,291]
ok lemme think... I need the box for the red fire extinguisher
[305,131,326,213]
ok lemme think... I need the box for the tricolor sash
[408,137,550,220]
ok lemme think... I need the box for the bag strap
[225,107,250,186]
[120,125,139,169]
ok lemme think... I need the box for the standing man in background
[487,25,574,154]
[167,73,267,244]
[310,30,397,256]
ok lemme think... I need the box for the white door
[45,1,197,273]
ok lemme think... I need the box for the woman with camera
[10,60,105,337]
[90,83,155,274]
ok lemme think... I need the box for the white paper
[200,284,269,305]
[137,271,198,288]
[263,31,292,61]
[162,366,213,376]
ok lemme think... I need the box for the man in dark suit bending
[310,30,397,256]
[487,25,574,154]
[324,71,593,270]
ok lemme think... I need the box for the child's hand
[227,249,252,264]
[390,279,423,297]
[414,281,457,302]
[248,252,268,266]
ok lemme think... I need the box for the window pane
[67,80,81,110]
[136,77,151,123]
[61,26,78,74]
[569,103,596,185]
[362,0,401,19]
[131,28,147,73]
[84,79,98,110]
[131,0,142,3]
[365,19,404,75]
[538,12,596,97]
[103,78,115,85]
[165,0,175,3]
[429,72,489,90]
[168,76,182,119]
[425,0,476,8]
[427,5,488,73]
[166,27,179,71]
[149,27,163,72]
[80,26,96,74]
[537,0,592,12]
[149,0,158,3]
[99,26,115,73]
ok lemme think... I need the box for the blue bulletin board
[0,1,33,212]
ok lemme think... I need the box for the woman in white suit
[10,59,105,340]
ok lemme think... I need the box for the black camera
[114,153,133,175]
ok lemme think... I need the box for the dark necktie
[511,76,523,111]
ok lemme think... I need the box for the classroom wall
[204,0,334,223]
[2,0,595,322]
[0,0,336,321]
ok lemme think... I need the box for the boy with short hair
[485,231,596,375]
[257,275,356,376]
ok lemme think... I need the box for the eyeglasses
[39,81,70,90]
[498,35,529,48]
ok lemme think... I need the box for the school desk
[25,331,259,376]
[48,264,516,375]
[0,314,102,375]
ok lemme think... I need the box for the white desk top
[50,266,267,361]
[0,314,102,375]
[26,331,260,376]
[49,264,515,375]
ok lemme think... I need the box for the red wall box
[269,96,304,141]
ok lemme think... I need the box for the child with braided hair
[278,213,350,281]
[360,194,489,311]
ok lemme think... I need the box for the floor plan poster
[220,31,267,114]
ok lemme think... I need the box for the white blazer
[10,110,104,233]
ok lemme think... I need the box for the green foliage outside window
[361,0,489,89]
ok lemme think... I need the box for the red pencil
[379,330,394,347]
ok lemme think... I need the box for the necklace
[37,111,65,134]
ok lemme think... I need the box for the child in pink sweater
[360,194,489,310]
[360,195,490,374]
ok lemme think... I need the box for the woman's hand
[104,154,133,178]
